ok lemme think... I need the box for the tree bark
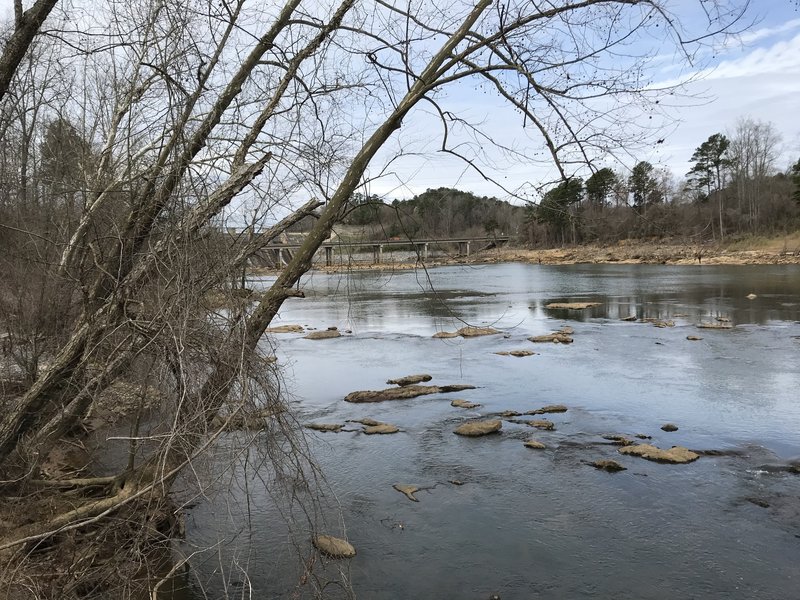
[0,0,58,101]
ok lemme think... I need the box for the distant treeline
[290,118,800,246]
[292,187,525,239]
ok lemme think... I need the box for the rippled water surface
[178,263,800,599]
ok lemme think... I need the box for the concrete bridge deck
[253,236,509,267]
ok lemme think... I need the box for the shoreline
[251,240,800,276]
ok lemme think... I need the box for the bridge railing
[253,236,509,267]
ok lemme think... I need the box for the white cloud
[736,17,800,45]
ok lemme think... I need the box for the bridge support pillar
[325,246,333,266]
[423,243,428,261]
[372,244,383,264]
[277,248,284,266]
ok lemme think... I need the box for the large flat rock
[454,419,502,437]
[345,384,475,403]
[618,444,699,464]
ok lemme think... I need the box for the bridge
[251,235,510,267]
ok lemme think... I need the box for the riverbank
[250,234,800,276]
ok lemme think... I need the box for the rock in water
[312,535,356,558]
[591,460,627,472]
[265,324,304,333]
[451,399,481,409]
[393,484,421,502]
[602,434,635,446]
[527,419,555,430]
[345,384,475,403]
[746,293,757,300]
[348,417,381,426]
[386,374,432,386]
[498,410,521,417]
[545,302,601,310]
[528,333,573,344]
[524,439,546,449]
[661,423,679,432]
[454,420,502,437]
[527,404,568,415]
[306,423,342,432]
[304,329,342,340]
[494,349,537,357]
[686,336,703,341]
[457,326,502,337]
[433,331,459,338]
[363,423,400,435]
[696,322,733,330]
[618,444,699,464]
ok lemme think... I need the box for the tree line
[334,188,524,239]
[528,117,800,246]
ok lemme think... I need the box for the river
[175,263,800,599]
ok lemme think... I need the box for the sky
[2,0,799,204]
[361,1,800,202]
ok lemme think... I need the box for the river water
[177,263,800,599]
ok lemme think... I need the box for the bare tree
[0,0,754,596]
[0,0,59,101]
[729,117,782,229]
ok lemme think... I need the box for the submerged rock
[393,484,421,502]
[652,320,675,328]
[451,399,481,409]
[686,335,703,341]
[304,329,342,340]
[498,410,521,417]
[527,404,568,415]
[494,349,537,357]
[661,423,679,432]
[602,434,635,446]
[387,374,433,386]
[697,322,733,330]
[524,439,546,449]
[348,417,381,426]
[618,444,699,464]
[746,497,770,508]
[306,423,342,432]
[528,333,573,344]
[527,419,555,430]
[312,535,356,558]
[591,460,627,472]
[345,383,475,403]
[265,324,304,333]
[621,315,638,321]
[545,302,601,310]
[454,419,502,437]
[634,433,652,440]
